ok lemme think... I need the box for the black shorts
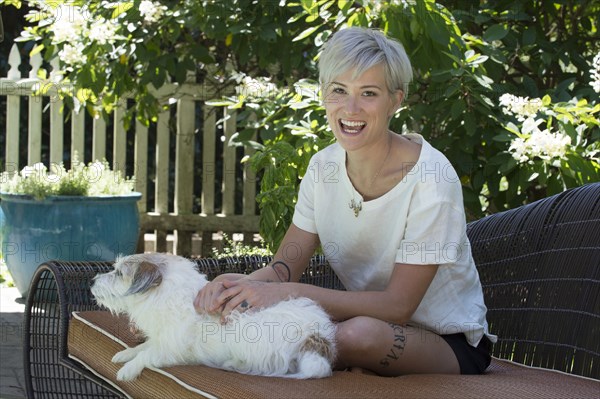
[440,333,492,374]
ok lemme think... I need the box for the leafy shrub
[210,233,271,259]
[10,0,600,250]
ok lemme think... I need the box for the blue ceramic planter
[0,193,141,296]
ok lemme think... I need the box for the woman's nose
[344,96,360,114]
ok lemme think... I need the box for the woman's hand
[217,280,291,323]
[193,280,228,315]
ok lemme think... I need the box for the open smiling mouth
[339,119,367,134]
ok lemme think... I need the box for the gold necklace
[349,134,393,217]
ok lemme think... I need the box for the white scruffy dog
[91,253,336,381]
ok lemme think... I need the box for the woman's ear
[396,89,405,106]
[389,90,405,117]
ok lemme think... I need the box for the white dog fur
[91,253,336,381]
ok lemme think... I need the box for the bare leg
[335,316,460,376]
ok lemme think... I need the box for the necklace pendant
[349,199,362,217]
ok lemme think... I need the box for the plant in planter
[0,158,141,297]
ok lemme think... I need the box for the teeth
[341,119,366,127]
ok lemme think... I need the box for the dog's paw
[112,348,138,363]
[116,361,144,381]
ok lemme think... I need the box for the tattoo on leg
[379,323,406,368]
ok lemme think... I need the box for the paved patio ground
[0,285,27,399]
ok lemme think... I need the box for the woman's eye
[332,87,345,95]
[363,91,377,97]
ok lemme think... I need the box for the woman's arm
[248,223,321,283]
[194,223,320,314]
[219,257,438,325]
[201,226,438,325]
[285,262,438,324]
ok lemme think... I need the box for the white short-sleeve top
[293,133,497,346]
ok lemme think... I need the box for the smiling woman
[318,27,413,96]
[320,63,420,210]
[322,65,403,154]
[318,29,416,205]
[192,27,497,378]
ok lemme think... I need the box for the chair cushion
[68,311,599,399]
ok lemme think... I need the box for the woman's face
[323,63,403,153]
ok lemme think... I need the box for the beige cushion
[68,311,599,399]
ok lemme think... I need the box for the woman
[194,27,496,376]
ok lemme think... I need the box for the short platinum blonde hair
[319,27,413,95]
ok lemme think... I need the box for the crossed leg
[335,316,460,376]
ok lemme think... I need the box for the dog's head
[91,253,169,313]
[92,252,207,316]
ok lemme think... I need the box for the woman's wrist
[271,260,292,282]
[283,281,304,300]
[212,273,245,283]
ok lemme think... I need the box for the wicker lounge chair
[23,183,600,398]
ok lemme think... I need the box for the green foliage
[16,0,321,125]
[209,78,333,249]
[211,0,493,249]
[214,0,600,249]
[12,0,600,250]
[210,233,271,259]
[493,94,600,203]
[55,171,90,196]
[1,0,23,7]
[442,0,600,211]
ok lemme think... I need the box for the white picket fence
[0,43,260,257]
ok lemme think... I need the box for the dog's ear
[126,261,163,296]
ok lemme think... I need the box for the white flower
[89,161,106,172]
[21,166,35,177]
[590,53,600,93]
[508,137,529,163]
[21,163,46,177]
[59,43,86,66]
[236,76,278,100]
[139,1,166,24]
[499,93,545,121]
[85,161,106,184]
[50,5,87,44]
[498,93,513,109]
[294,80,320,101]
[509,119,571,163]
[532,129,571,159]
[0,158,134,200]
[89,18,120,45]
[521,117,544,135]
[47,163,64,184]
